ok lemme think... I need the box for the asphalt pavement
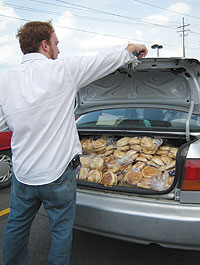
[1,187,200,265]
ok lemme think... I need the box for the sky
[0,0,200,72]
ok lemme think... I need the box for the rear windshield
[76,108,200,132]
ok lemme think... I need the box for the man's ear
[41,40,49,52]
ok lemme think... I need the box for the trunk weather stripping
[185,71,196,142]
[186,85,194,142]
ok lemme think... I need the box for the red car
[0,132,12,189]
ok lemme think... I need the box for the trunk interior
[76,131,193,195]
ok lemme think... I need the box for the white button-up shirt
[0,45,138,185]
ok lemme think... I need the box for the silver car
[74,57,200,250]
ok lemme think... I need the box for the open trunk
[76,132,195,195]
[75,57,200,196]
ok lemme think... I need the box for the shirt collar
[21,53,49,64]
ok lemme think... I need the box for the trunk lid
[76,57,200,115]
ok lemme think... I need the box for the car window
[76,108,200,132]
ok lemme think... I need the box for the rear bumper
[74,188,200,250]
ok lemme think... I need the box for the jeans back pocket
[48,168,76,208]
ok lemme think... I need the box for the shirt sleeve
[66,44,139,90]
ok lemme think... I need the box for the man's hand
[125,43,148,58]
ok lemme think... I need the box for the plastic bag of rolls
[77,136,178,191]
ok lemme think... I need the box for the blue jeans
[2,165,76,265]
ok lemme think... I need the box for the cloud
[73,2,191,58]
[53,11,77,41]
[138,2,192,57]
[52,10,79,55]
[133,30,145,42]
[144,2,191,26]
[0,1,21,68]
[0,1,20,32]
[78,31,127,53]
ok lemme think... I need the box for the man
[1,21,148,265]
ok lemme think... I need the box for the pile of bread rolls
[77,136,178,191]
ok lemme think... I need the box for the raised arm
[66,43,148,90]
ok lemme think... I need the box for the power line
[0,13,153,43]
[131,0,200,20]
[1,12,200,51]
[190,24,200,30]
[29,0,94,12]
[28,0,179,29]
[190,31,200,36]
[2,1,180,31]
[0,3,177,29]
[27,0,200,35]
[29,0,181,25]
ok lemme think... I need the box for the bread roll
[87,170,102,183]
[139,177,153,185]
[161,155,172,165]
[102,150,115,157]
[131,153,140,161]
[120,163,132,173]
[130,144,142,151]
[159,145,171,151]
[146,160,159,168]
[142,148,156,155]
[142,166,158,178]
[80,156,91,168]
[137,179,153,189]
[92,138,106,149]
[132,161,146,171]
[135,156,148,163]
[96,149,107,155]
[129,137,141,145]
[151,156,165,166]
[79,167,89,180]
[141,137,163,150]
[156,150,169,156]
[141,137,154,150]
[140,154,153,161]
[164,175,175,189]
[82,139,93,151]
[104,155,115,164]
[168,147,178,159]
[117,145,130,151]
[106,144,117,151]
[102,171,117,186]
[170,147,179,153]
[165,160,176,170]
[95,146,106,152]
[106,159,121,173]
[116,137,130,147]
[89,157,104,170]
[124,169,142,185]
[114,150,126,159]
[125,150,139,162]
[126,150,137,156]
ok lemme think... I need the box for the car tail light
[181,159,200,191]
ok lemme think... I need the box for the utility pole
[177,17,190,58]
